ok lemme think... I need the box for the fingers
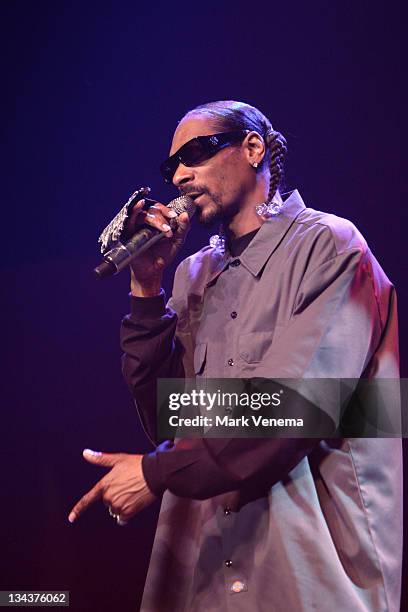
[145,210,173,238]
[82,449,123,468]
[132,200,175,238]
[125,199,148,235]
[68,452,155,525]
[150,202,178,221]
[68,480,103,523]
[128,200,190,241]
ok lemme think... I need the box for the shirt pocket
[238,331,273,363]
[193,342,207,375]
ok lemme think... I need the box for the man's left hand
[68,449,157,525]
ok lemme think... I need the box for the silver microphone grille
[168,195,196,219]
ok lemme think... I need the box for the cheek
[203,151,247,199]
[209,163,234,190]
[201,168,226,196]
[217,152,247,188]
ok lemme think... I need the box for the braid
[265,130,287,204]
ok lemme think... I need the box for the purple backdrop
[2,1,407,610]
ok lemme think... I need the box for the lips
[188,193,206,205]
[185,192,202,201]
[180,191,208,206]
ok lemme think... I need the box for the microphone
[94,194,195,280]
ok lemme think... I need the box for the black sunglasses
[160,130,250,184]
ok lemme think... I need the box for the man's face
[169,115,254,226]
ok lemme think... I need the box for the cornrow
[265,130,287,204]
[183,100,287,205]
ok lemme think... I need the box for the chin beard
[196,203,223,227]
[196,196,240,228]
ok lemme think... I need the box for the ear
[243,131,266,167]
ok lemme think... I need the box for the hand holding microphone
[94,191,195,291]
[126,198,192,296]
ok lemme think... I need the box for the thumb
[82,448,121,467]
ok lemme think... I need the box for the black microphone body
[94,195,195,280]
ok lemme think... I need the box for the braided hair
[183,101,287,204]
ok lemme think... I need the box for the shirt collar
[239,189,306,276]
[205,189,306,287]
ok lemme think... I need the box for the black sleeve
[141,437,320,499]
[120,289,184,445]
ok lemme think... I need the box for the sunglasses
[160,130,250,184]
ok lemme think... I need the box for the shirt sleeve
[140,245,390,499]
[142,437,321,498]
[120,289,185,445]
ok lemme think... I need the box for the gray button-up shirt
[121,189,402,611]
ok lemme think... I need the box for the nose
[172,162,195,188]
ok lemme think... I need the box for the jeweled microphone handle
[94,195,195,280]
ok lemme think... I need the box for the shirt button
[230,311,237,319]
[231,580,245,593]
[230,259,241,267]
[225,559,233,567]
[224,507,231,515]
[227,358,234,366]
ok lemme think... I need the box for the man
[69,101,403,611]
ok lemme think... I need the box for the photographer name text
[168,415,304,428]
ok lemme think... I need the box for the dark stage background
[2,1,407,610]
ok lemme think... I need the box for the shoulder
[291,207,394,295]
[293,207,368,259]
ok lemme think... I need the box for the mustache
[179,185,210,197]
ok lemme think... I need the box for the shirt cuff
[129,288,167,320]
[141,442,171,497]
